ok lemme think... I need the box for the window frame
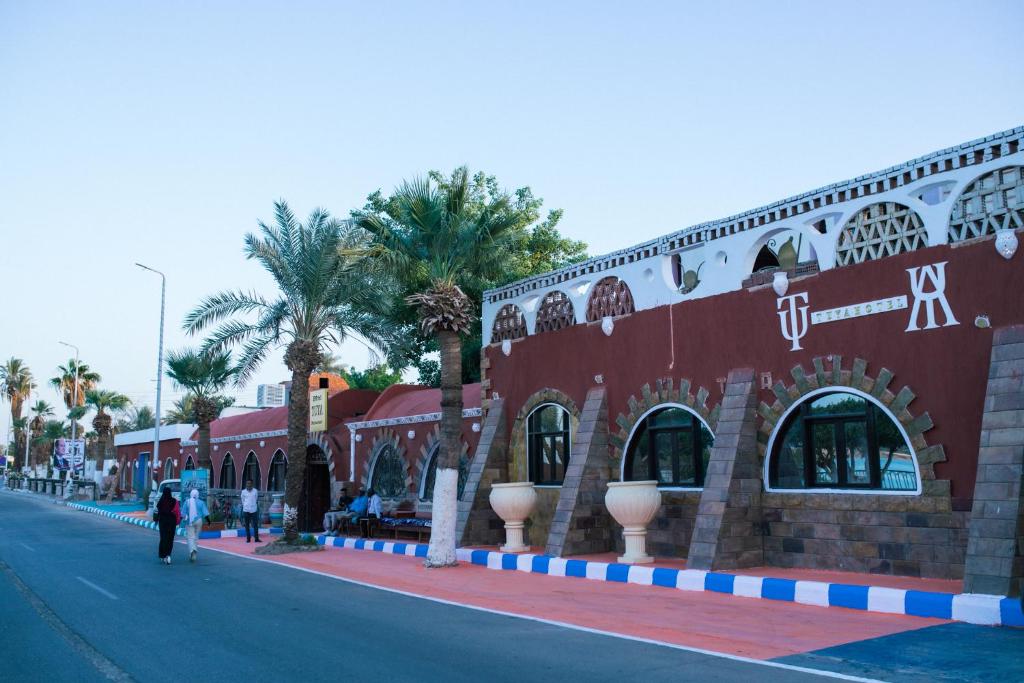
[368,443,407,499]
[220,453,236,490]
[621,404,713,489]
[242,451,261,490]
[267,450,287,492]
[764,387,922,495]
[526,403,572,486]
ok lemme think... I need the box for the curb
[65,501,281,538]
[312,534,1023,629]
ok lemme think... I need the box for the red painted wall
[485,237,1024,509]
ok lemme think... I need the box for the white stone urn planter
[489,482,537,553]
[605,480,662,564]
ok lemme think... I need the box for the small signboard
[181,469,210,504]
[309,388,328,432]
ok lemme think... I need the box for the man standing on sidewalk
[240,480,261,543]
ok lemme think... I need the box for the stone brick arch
[414,423,470,501]
[509,388,581,482]
[361,428,414,498]
[585,276,636,321]
[755,356,946,485]
[307,433,344,503]
[607,378,721,466]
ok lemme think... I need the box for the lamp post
[136,263,166,498]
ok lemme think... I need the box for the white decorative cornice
[347,408,483,433]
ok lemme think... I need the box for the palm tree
[34,420,66,469]
[165,348,235,481]
[84,390,131,463]
[355,167,520,567]
[11,417,29,469]
[317,352,349,376]
[27,401,54,469]
[184,201,398,541]
[1,358,35,467]
[115,405,156,433]
[50,359,101,411]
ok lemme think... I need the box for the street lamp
[136,263,166,497]
[58,341,81,442]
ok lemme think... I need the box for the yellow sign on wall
[309,388,328,432]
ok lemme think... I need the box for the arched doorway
[298,444,331,532]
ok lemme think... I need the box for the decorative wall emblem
[905,262,958,331]
[777,293,809,351]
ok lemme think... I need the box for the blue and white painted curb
[452,548,1024,629]
[66,502,281,538]
[311,536,1022,627]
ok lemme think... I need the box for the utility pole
[136,264,166,499]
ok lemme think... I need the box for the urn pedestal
[605,480,662,564]
[488,482,538,553]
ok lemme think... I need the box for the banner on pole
[181,469,209,505]
[53,439,85,473]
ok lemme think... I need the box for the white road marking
[19,542,35,552]
[76,576,119,600]
[201,544,882,682]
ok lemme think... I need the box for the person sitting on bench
[348,488,368,529]
[360,489,383,538]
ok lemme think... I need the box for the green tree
[84,390,132,464]
[165,349,236,481]
[161,395,234,426]
[358,169,587,385]
[115,405,156,433]
[50,360,101,410]
[341,364,403,392]
[1,358,35,469]
[185,201,399,541]
[355,167,524,567]
[28,401,54,468]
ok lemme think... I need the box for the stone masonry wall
[964,325,1024,596]
[457,399,507,547]
[546,387,614,557]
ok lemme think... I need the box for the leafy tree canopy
[340,364,403,393]
[357,169,588,384]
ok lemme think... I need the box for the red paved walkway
[199,536,945,660]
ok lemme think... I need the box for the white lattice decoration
[948,166,1024,242]
[835,202,927,266]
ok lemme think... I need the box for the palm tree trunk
[426,329,462,567]
[282,340,319,542]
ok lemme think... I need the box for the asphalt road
[0,491,863,683]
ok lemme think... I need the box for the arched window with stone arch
[369,443,407,499]
[220,453,236,489]
[491,303,528,342]
[534,290,575,333]
[267,450,287,492]
[419,442,469,502]
[184,455,195,471]
[835,202,927,266]
[242,452,261,490]
[527,403,571,485]
[766,390,919,492]
[623,405,714,487]
[948,166,1024,242]
[585,277,635,321]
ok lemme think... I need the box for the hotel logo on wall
[777,261,958,351]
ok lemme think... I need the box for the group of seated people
[327,486,382,538]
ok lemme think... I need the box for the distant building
[257,384,286,407]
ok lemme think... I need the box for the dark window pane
[654,431,674,484]
[676,432,696,484]
[844,421,870,485]
[875,405,917,491]
[627,431,649,481]
[649,408,690,428]
[775,416,806,488]
[812,423,839,485]
[808,393,866,416]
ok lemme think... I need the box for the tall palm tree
[165,348,235,482]
[11,417,29,469]
[115,405,156,433]
[355,167,520,567]
[1,358,35,466]
[185,201,398,541]
[27,401,54,469]
[84,390,131,463]
[50,359,101,411]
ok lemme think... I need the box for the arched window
[220,453,236,489]
[835,202,926,266]
[768,391,918,491]
[527,404,571,485]
[267,450,287,492]
[948,166,1024,242]
[624,406,714,487]
[585,277,636,321]
[491,304,528,342]
[163,459,174,481]
[242,452,261,490]
[419,444,469,501]
[369,444,406,499]
[184,456,195,471]
[534,291,575,333]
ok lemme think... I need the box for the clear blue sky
[1,1,1022,435]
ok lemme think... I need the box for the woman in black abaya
[156,486,180,564]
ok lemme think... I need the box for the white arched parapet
[740,225,822,276]
[762,386,922,496]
